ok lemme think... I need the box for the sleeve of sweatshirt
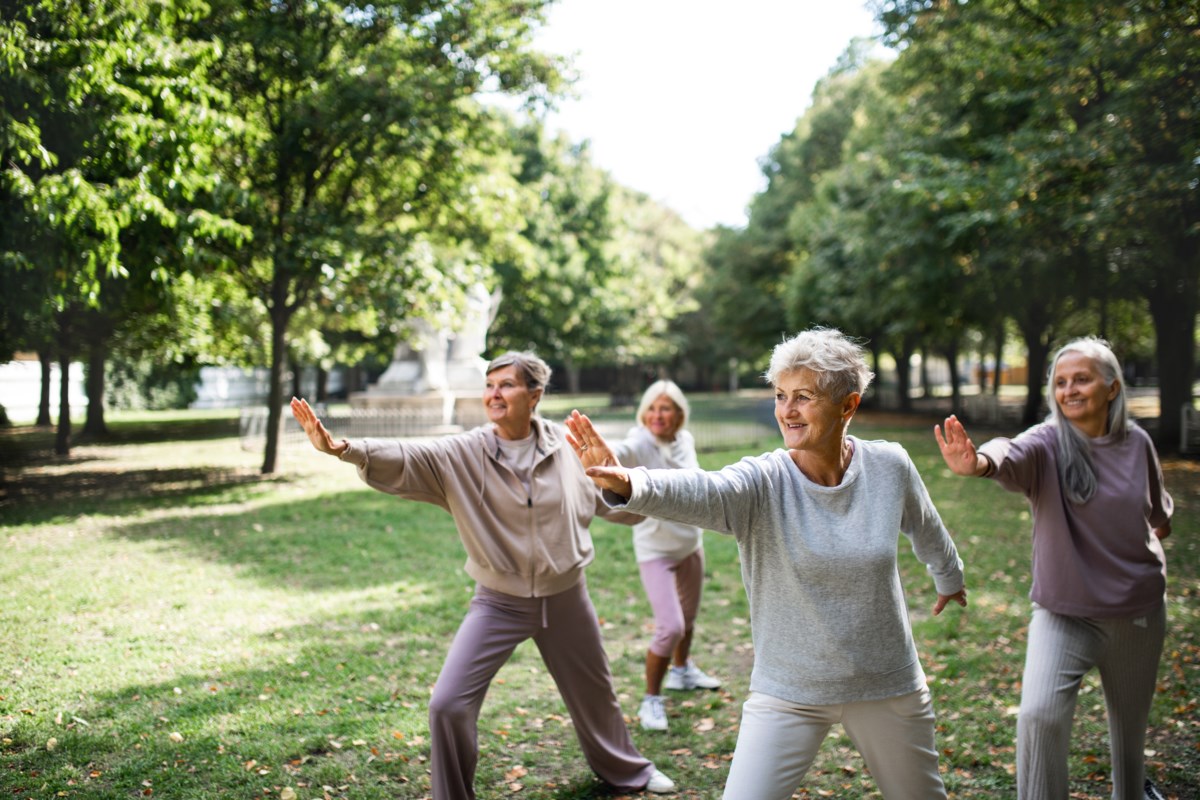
[977,426,1048,499]
[1142,429,1174,529]
[614,456,769,536]
[900,456,965,595]
[337,437,452,510]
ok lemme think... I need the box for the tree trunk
[895,339,914,413]
[260,275,290,472]
[992,325,1005,396]
[563,358,581,395]
[37,351,53,426]
[1145,265,1198,452]
[83,341,108,437]
[944,341,962,417]
[316,366,328,403]
[918,349,931,398]
[55,351,71,456]
[1018,321,1053,428]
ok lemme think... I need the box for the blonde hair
[635,380,690,438]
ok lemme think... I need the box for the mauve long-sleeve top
[978,422,1172,618]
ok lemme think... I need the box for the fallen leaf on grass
[279,788,297,800]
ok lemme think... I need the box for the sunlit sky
[530,0,884,230]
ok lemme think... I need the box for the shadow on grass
[105,488,470,593]
[1,464,271,524]
[1,600,639,800]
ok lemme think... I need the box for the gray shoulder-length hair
[635,379,690,436]
[486,351,552,412]
[1046,337,1129,504]
[764,327,874,400]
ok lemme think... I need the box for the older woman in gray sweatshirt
[567,328,968,800]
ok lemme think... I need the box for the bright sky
[531,0,884,230]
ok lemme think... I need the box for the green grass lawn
[2,404,1197,799]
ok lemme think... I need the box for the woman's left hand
[933,588,968,616]
[565,410,634,499]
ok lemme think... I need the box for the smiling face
[1053,351,1118,437]
[484,364,541,440]
[774,368,857,455]
[642,394,681,441]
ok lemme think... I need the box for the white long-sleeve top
[608,436,965,705]
[612,425,705,562]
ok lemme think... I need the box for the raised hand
[290,397,347,456]
[934,414,985,477]
[565,410,633,499]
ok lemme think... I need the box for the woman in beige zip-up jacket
[291,351,676,800]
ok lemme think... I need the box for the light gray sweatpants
[1017,603,1166,800]
[427,579,655,800]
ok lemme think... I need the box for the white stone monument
[351,284,501,430]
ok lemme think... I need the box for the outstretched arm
[934,415,989,477]
[290,397,348,457]
[565,410,633,500]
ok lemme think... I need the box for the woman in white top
[612,381,722,732]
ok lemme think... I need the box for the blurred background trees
[2,0,1196,465]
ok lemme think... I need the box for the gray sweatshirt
[611,436,965,705]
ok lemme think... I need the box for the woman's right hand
[290,397,347,456]
[934,415,986,477]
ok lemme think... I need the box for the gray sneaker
[638,694,668,731]
[664,660,721,691]
[1145,779,1166,800]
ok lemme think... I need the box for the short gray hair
[1046,337,1129,504]
[764,328,874,400]
[635,379,690,434]
[486,351,552,409]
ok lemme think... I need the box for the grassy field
[1,401,1197,799]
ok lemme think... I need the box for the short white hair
[764,328,874,399]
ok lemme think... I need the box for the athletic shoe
[1145,779,1166,800]
[638,694,668,731]
[644,768,677,794]
[664,660,722,691]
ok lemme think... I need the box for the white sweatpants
[721,687,947,800]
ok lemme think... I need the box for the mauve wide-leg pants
[427,579,655,800]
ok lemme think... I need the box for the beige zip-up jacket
[339,416,642,597]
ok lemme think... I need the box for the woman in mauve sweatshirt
[290,351,676,800]
[936,337,1173,800]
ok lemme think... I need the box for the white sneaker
[644,768,676,794]
[638,694,668,731]
[663,660,721,691]
[1144,780,1166,800]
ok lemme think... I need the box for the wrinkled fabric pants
[428,579,654,800]
[1017,603,1165,800]
[721,687,947,800]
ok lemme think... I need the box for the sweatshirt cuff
[338,439,368,467]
